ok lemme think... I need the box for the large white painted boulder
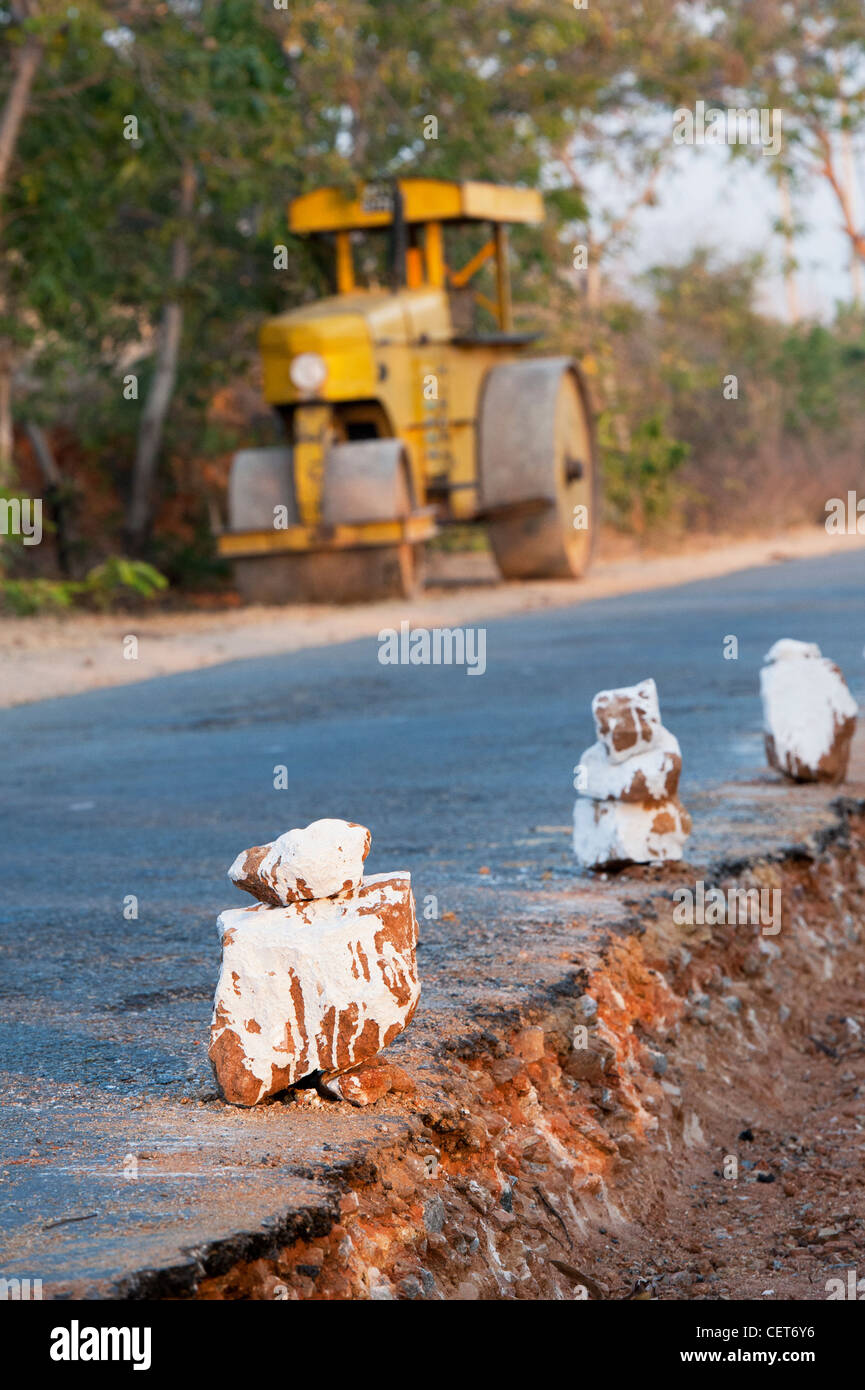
[229,818,371,906]
[573,797,691,869]
[760,639,857,784]
[209,872,419,1106]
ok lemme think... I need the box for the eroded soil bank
[193,807,865,1301]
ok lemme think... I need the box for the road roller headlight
[289,352,328,394]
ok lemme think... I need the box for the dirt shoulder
[197,744,865,1303]
[199,817,865,1303]
[2,524,863,710]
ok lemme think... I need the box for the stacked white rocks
[573,678,691,868]
[209,819,420,1106]
[760,639,857,784]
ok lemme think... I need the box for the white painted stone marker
[578,726,682,804]
[592,677,664,764]
[573,797,691,868]
[760,639,857,783]
[229,817,371,906]
[574,678,691,868]
[211,822,419,1106]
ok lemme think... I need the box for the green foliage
[82,556,168,606]
[771,321,865,435]
[601,411,690,533]
[2,1,324,502]
[593,248,865,535]
[0,577,76,617]
[0,556,167,616]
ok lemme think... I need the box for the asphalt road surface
[2,547,864,1293]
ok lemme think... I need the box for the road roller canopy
[288,180,544,234]
[288,179,544,330]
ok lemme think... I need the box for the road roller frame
[219,513,435,558]
[218,178,597,601]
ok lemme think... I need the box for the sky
[602,138,862,322]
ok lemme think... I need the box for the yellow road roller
[218,178,596,602]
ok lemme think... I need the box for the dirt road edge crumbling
[115,800,865,1301]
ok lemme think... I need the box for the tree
[714,1,865,296]
[0,2,80,480]
[99,0,314,546]
[0,1,317,551]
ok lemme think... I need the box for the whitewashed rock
[229,818,371,906]
[573,797,691,869]
[574,677,691,867]
[760,639,857,783]
[577,728,682,803]
[209,872,419,1106]
[592,678,664,764]
[765,638,822,663]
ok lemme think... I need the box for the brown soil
[195,811,865,1301]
